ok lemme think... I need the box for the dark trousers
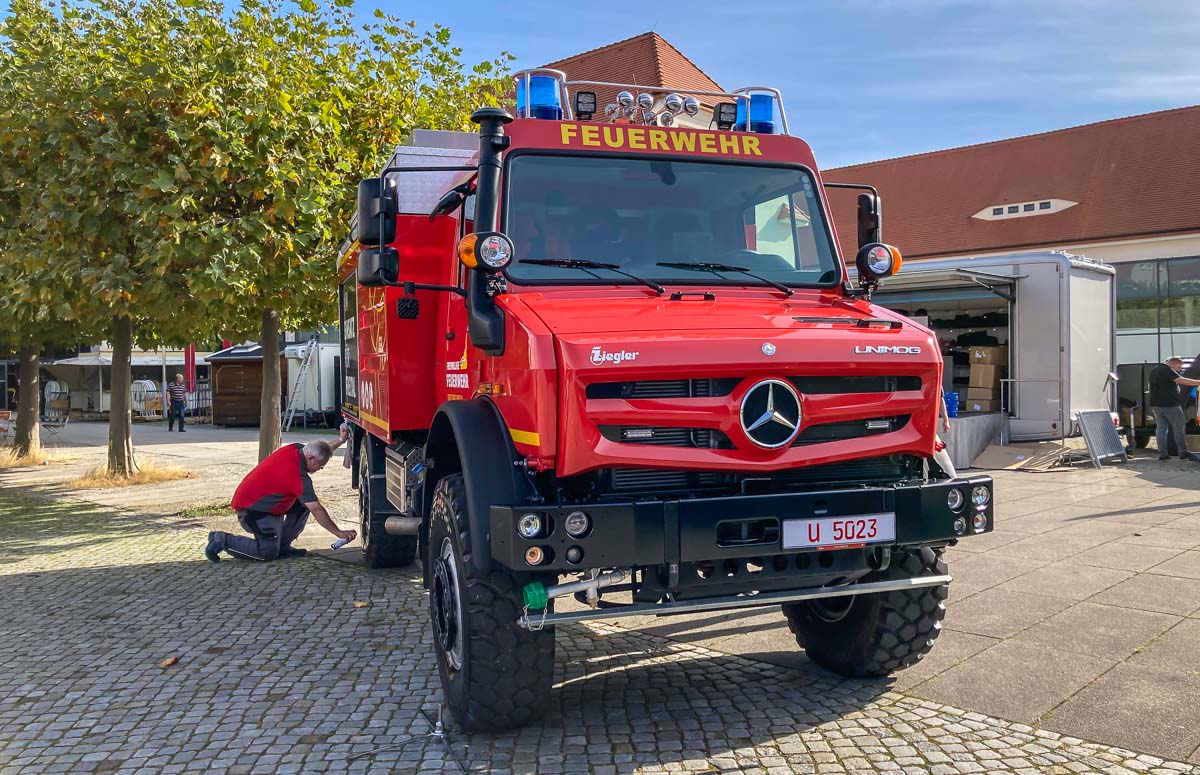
[168,400,186,431]
[219,502,310,561]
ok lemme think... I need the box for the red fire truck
[337,70,994,732]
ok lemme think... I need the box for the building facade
[822,105,1200,366]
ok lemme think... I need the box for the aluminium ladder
[282,335,318,432]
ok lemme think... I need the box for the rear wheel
[783,547,948,676]
[358,434,417,568]
[429,474,555,731]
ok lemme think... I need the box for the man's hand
[942,417,951,433]
[337,529,357,543]
[338,423,350,442]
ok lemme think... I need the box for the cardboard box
[969,364,1005,388]
[969,346,1008,365]
[966,386,1000,400]
[966,398,1002,413]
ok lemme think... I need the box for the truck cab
[337,70,994,732]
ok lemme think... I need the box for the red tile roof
[823,104,1200,259]
[544,32,724,109]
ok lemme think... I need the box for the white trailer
[283,341,340,425]
[869,251,1115,443]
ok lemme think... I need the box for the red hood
[505,286,919,336]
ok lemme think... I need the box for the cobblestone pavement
[1,493,1197,775]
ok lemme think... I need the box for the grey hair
[303,440,333,464]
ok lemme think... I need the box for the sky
[383,0,1200,169]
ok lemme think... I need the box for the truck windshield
[504,154,840,288]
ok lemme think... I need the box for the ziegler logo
[855,345,923,355]
[590,346,639,366]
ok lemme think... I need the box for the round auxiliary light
[952,516,968,536]
[947,488,965,512]
[616,90,634,108]
[565,546,584,565]
[973,513,988,532]
[517,513,542,539]
[865,245,893,275]
[663,93,683,113]
[564,510,591,538]
[683,96,700,116]
[636,92,654,110]
[475,232,514,271]
[524,546,545,566]
[972,485,991,507]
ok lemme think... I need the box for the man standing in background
[1148,357,1200,461]
[166,373,187,432]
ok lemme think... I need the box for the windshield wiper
[519,258,665,295]
[656,261,794,297]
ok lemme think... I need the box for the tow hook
[522,569,628,611]
[869,545,892,572]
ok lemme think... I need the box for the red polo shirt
[232,443,318,515]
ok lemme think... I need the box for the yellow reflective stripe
[509,428,540,446]
[355,406,387,428]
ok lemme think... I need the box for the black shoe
[205,532,223,563]
[278,546,308,559]
[179,429,186,433]
[1159,454,1170,461]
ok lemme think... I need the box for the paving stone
[1011,602,1181,661]
[3,438,1200,775]
[998,562,1134,601]
[1089,573,1200,616]
[944,588,1073,638]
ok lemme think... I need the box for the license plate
[782,513,896,550]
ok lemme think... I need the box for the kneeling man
[205,428,355,562]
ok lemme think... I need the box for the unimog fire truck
[337,69,994,732]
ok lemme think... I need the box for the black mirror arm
[376,277,467,299]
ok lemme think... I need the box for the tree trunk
[14,344,41,458]
[258,308,281,462]
[107,315,136,476]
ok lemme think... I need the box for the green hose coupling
[522,581,548,611]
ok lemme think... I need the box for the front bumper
[490,475,993,572]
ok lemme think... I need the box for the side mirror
[855,243,902,285]
[429,182,471,221]
[356,178,397,246]
[856,192,882,248]
[357,247,399,287]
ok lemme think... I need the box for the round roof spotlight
[616,91,634,108]
[663,93,684,113]
[683,96,701,116]
[636,92,654,110]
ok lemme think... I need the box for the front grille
[610,469,724,492]
[606,455,917,494]
[790,376,922,393]
[770,455,913,487]
[587,378,740,400]
[588,376,921,400]
[792,415,910,446]
[599,426,735,449]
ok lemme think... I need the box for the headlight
[517,513,542,539]
[971,485,991,507]
[564,510,591,538]
[947,488,964,512]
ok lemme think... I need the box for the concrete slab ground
[4,421,1200,768]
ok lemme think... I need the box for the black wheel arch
[422,397,534,578]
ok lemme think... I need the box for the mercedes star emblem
[761,342,776,356]
[739,379,802,449]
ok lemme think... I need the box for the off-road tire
[428,474,554,731]
[782,547,948,676]
[359,435,417,569]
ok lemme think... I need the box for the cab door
[439,194,473,402]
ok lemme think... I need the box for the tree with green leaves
[1,0,508,471]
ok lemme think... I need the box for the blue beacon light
[516,75,563,120]
[733,94,777,134]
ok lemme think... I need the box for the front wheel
[428,474,555,731]
[783,547,948,676]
